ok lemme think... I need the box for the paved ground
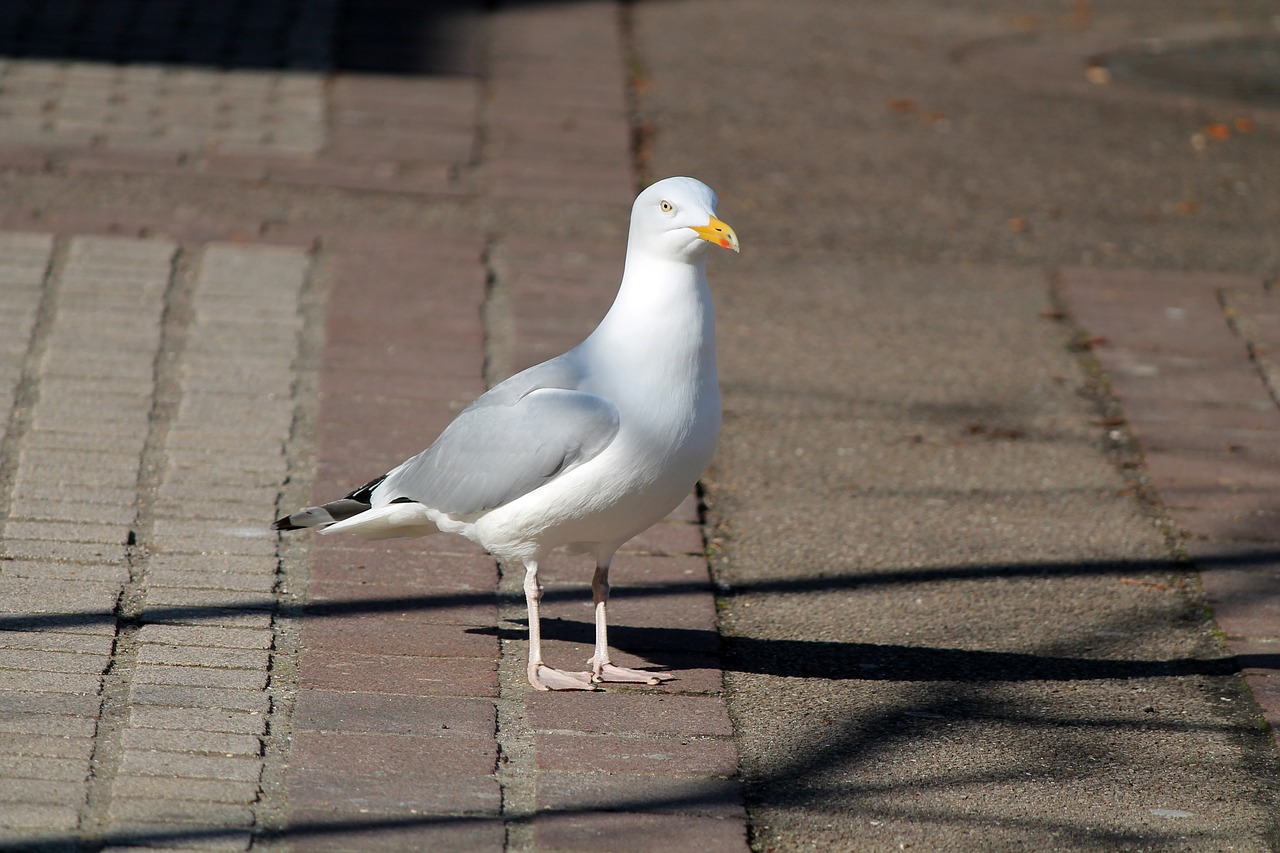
[0,0,1277,851]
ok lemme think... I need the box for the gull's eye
[659,200,674,214]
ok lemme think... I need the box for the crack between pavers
[252,245,328,848]
[1218,286,1280,414]
[79,241,194,848]
[483,232,541,853]
[618,0,652,191]
[0,232,60,545]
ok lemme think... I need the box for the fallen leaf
[1175,200,1198,216]
[1120,577,1167,590]
[1085,63,1110,84]
[1008,216,1030,233]
[1234,116,1255,134]
[1070,0,1094,28]
[1205,122,1231,141]
[887,98,917,114]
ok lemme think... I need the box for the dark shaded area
[4,553,1277,679]
[0,0,485,75]
[1103,35,1280,106]
[0,788,1207,853]
[497,619,1273,682]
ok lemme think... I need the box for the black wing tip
[271,516,300,531]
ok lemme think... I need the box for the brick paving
[1059,269,1280,738]
[0,1,749,851]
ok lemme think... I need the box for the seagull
[273,176,739,691]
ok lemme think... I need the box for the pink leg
[524,560,594,691]
[588,562,674,685]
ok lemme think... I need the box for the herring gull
[273,176,739,690]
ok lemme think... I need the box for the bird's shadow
[468,619,1273,682]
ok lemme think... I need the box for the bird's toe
[530,665,597,691]
[592,664,675,685]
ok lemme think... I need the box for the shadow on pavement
[0,0,607,76]
[12,766,1215,851]
[4,552,1276,677]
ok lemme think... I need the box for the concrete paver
[0,0,1277,851]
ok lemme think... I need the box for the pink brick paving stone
[536,770,746,817]
[1060,268,1260,357]
[299,652,498,698]
[293,691,495,739]
[1060,267,1280,749]
[295,220,499,853]
[287,731,500,812]
[534,733,741,777]
[534,812,749,853]
[527,692,734,736]
[1230,642,1280,733]
[1182,541,1280,643]
[310,547,497,589]
[281,812,506,853]
[300,613,497,659]
[1101,353,1276,408]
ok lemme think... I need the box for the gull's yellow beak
[690,216,741,253]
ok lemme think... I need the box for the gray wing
[373,383,620,516]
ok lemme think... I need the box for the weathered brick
[109,797,254,827]
[535,733,738,776]
[537,770,745,817]
[282,811,505,853]
[0,777,86,806]
[133,664,268,692]
[0,630,114,656]
[120,727,261,757]
[135,624,273,651]
[0,733,94,760]
[534,811,748,853]
[0,539,128,565]
[300,613,497,659]
[288,731,499,812]
[141,587,275,613]
[127,706,266,737]
[0,802,80,832]
[0,648,109,674]
[621,521,706,556]
[299,652,497,698]
[113,774,261,805]
[292,690,495,738]
[528,692,734,737]
[136,644,270,671]
[0,753,89,783]
[129,684,270,715]
[0,669,103,695]
[118,749,262,783]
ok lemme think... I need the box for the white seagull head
[629,176,741,264]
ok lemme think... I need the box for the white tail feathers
[319,501,440,540]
